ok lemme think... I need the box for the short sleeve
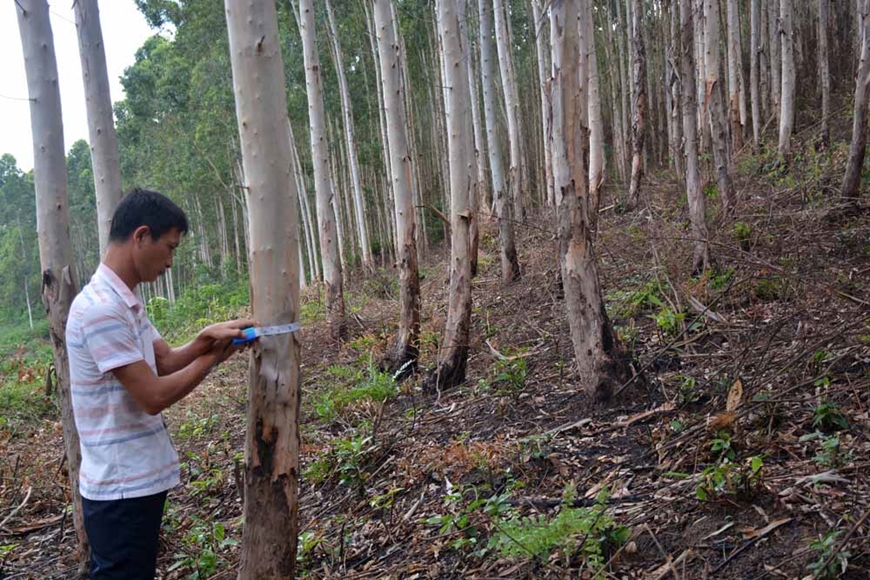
[81,303,145,374]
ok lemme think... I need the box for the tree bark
[427,0,474,393]
[726,0,745,152]
[479,0,520,284]
[778,0,796,161]
[74,0,122,257]
[818,0,831,146]
[373,0,422,378]
[16,0,88,572]
[704,0,736,212]
[668,0,684,178]
[584,0,605,219]
[626,0,647,211]
[532,0,555,207]
[299,0,345,339]
[769,0,781,126]
[325,0,373,271]
[225,1,302,576]
[680,0,712,274]
[841,0,870,201]
[493,0,527,220]
[551,0,625,401]
[460,3,481,278]
[750,0,761,149]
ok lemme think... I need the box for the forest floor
[2,142,870,579]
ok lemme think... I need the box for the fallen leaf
[726,378,743,412]
[740,517,792,540]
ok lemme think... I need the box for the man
[66,189,254,579]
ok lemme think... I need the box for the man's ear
[133,225,151,244]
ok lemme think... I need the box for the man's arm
[114,340,237,415]
[154,319,254,376]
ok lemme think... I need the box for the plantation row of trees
[11,0,870,576]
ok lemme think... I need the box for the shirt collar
[95,264,143,311]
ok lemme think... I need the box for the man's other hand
[198,319,257,345]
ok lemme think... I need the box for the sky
[0,1,155,172]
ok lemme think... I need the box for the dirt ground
[2,151,869,578]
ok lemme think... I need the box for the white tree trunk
[680,0,711,273]
[819,0,832,145]
[493,0,527,220]
[726,0,745,151]
[299,0,345,338]
[373,0,422,376]
[325,0,373,271]
[224,1,302,575]
[778,0,796,160]
[551,0,623,401]
[769,0,781,127]
[428,0,474,392]
[584,0,605,218]
[532,0,555,206]
[704,0,736,212]
[750,0,761,148]
[842,0,870,201]
[74,0,122,257]
[16,0,87,569]
[668,0,684,178]
[479,0,520,284]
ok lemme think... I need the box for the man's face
[133,227,182,283]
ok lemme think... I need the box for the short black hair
[109,188,189,242]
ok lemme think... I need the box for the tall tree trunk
[325,0,373,271]
[778,0,796,161]
[750,0,761,149]
[626,0,647,211]
[74,0,122,257]
[299,0,345,339]
[479,0,520,284]
[818,0,831,146]
[225,1,302,576]
[726,0,745,152]
[680,0,712,273]
[532,0,555,207]
[841,0,870,201]
[493,0,527,220]
[704,0,736,212]
[373,0,422,378]
[460,3,481,278]
[16,0,88,571]
[584,0,605,219]
[668,0,685,178]
[551,0,624,401]
[427,0,474,392]
[769,0,781,127]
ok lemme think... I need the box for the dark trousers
[81,491,168,580]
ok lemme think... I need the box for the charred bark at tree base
[423,347,469,394]
[380,340,418,381]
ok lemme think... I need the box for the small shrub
[813,402,849,433]
[808,530,850,579]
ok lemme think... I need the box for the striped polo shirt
[66,264,180,500]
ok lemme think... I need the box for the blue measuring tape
[232,323,302,346]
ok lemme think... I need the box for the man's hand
[197,319,258,346]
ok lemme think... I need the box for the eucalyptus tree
[531,0,554,206]
[429,0,474,392]
[584,0,605,217]
[626,0,647,211]
[325,0,373,272]
[842,0,870,202]
[479,0,520,284]
[550,0,624,401]
[373,0,422,377]
[225,0,302,575]
[74,0,122,256]
[16,0,87,568]
[778,0,796,161]
[680,0,711,273]
[726,0,745,152]
[750,0,761,149]
[818,0,831,146]
[299,0,345,339]
[704,0,736,213]
[493,0,527,219]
